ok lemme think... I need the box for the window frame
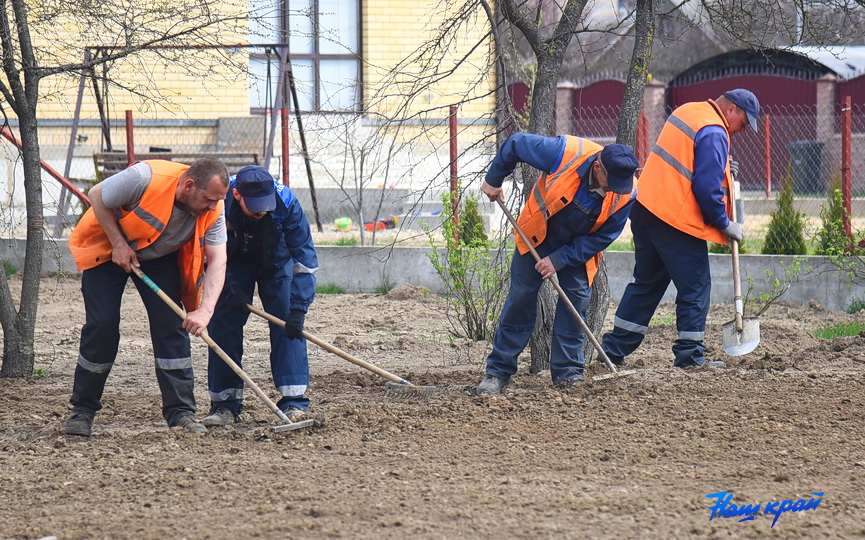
[249,0,362,114]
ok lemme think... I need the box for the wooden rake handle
[246,304,414,386]
[130,266,292,424]
[495,198,619,374]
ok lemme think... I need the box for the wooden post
[281,107,290,186]
[449,105,459,244]
[125,110,135,167]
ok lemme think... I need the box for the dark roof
[669,49,834,87]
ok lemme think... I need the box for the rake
[496,198,636,382]
[131,267,315,432]
[246,304,436,399]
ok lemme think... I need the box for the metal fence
[559,102,865,254]
[3,100,864,254]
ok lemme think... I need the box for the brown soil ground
[1,274,865,539]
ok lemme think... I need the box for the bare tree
[0,0,246,377]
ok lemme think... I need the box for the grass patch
[373,274,396,294]
[606,239,634,252]
[316,283,346,294]
[813,321,865,340]
[3,261,16,276]
[847,297,865,314]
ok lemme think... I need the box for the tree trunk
[0,112,43,378]
[584,0,657,367]
[524,47,566,375]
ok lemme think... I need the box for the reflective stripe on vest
[68,160,223,310]
[636,100,732,244]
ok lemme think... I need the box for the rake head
[273,418,316,432]
[384,381,437,399]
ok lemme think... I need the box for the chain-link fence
[3,99,864,254]
[559,102,865,254]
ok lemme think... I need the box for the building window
[248,0,361,113]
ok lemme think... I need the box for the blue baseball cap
[600,144,638,195]
[234,165,276,213]
[724,89,761,132]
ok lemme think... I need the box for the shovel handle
[495,197,619,374]
[130,267,291,424]
[729,181,745,333]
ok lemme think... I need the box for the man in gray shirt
[65,158,229,436]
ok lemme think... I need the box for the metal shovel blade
[722,318,761,356]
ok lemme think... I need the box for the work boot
[556,374,584,388]
[476,375,507,395]
[174,415,207,434]
[64,411,95,437]
[282,406,305,421]
[203,406,238,427]
[607,354,626,367]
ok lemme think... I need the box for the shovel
[496,199,635,382]
[131,267,315,433]
[722,184,760,356]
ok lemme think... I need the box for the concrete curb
[3,239,862,312]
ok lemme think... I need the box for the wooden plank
[93,152,260,182]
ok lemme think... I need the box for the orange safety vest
[69,160,223,311]
[636,100,732,244]
[515,136,637,285]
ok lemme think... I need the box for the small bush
[3,261,16,276]
[762,171,807,255]
[425,189,509,341]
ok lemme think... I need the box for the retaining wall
[3,239,862,312]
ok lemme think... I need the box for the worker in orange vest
[477,133,638,395]
[65,158,229,437]
[601,89,759,369]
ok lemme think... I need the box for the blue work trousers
[207,262,309,414]
[602,204,711,367]
[70,253,196,426]
[485,248,591,384]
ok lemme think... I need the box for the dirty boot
[174,415,207,434]
[203,406,238,427]
[476,375,508,395]
[282,406,305,421]
[64,411,95,437]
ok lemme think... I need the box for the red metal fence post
[841,96,853,237]
[125,110,135,166]
[280,107,290,186]
[449,105,459,244]
[763,113,771,198]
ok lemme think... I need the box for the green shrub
[425,189,509,341]
[762,171,807,255]
[816,177,857,256]
[458,195,488,246]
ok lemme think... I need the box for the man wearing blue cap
[476,133,639,394]
[203,165,319,426]
[601,89,760,370]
